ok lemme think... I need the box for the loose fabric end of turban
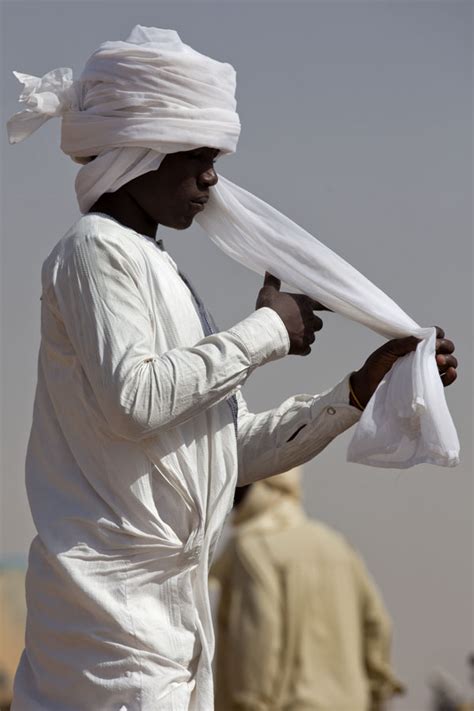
[7,68,76,145]
[198,177,460,468]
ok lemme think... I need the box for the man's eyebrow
[191,147,220,160]
[190,147,212,155]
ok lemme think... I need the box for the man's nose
[199,166,218,188]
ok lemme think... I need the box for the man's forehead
[182,147,220,157]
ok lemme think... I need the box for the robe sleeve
[352,553,405,710]
[51,231,289,441]
[236,376,361,486]
[215,538,283,711]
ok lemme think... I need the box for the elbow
[103,383,168,442]
[106,409,159,441]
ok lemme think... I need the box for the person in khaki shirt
[211,468,404,711]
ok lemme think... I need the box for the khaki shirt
[211,474,404,711]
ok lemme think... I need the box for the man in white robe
[8,27,457,711]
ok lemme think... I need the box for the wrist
[349,370,370,411]
[255,287,274,311]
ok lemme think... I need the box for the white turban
[8,26,240,212]
[7,25,460,469]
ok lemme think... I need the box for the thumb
[264,272,281,291]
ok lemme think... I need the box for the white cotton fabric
[7,25,459,471]
[198,178,460,468]
[7,26,240,213]
[75,148,165,217]
[12,214,359,710]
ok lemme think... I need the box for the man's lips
[190,196,209,212]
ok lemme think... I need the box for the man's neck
[88,189,159,239]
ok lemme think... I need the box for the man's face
[125,146,219,229]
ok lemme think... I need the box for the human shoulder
[259,519,354,570]
[43,213,146,283]
[62,213,146,261]
[303,520,357,561]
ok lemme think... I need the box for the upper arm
[51,234,289,441]
[53,232,157,434]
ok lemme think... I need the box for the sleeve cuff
[309,373,362,429]
[229,307,290,367]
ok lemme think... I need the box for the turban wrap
[7,25,460,469]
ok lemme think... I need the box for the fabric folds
[8,26,240,213]
[197,177,460,468]
[6,24,460,468]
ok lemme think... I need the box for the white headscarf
[7,26,240,211]
[7,25,460,469]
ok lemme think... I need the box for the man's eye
[186,149,201,159]
[189,150,218,164]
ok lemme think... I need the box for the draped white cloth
[7,24,459,468]
[199,178,460,468]
[11,213,359,710]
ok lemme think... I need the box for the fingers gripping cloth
[7,25,460,469]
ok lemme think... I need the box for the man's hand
[350,327,458,410]
[256,273,329,355]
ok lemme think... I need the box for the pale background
[1,1,472,708]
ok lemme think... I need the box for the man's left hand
[350,327,458,410]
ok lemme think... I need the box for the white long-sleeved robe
[12,214,360,711]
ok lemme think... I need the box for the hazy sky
[1,1,472,708]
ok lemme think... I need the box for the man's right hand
[256,272,328,355]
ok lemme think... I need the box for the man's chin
[162,214,194,231]
[175,215,194,230]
